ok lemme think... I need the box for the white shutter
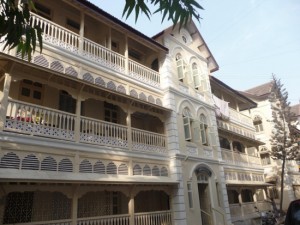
[200,122,207,145]
[193,68,201,88]
[209,127,217,146]
[183,116,192,140]
[192,120,201,142]
[176,59,185,80]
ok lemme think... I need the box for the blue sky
[91,0,300,105]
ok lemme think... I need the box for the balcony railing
[221,148,262,166]
[230,202,271,221]
[2,211,172,225]
[229,108,253,127]
[4,99,167,154]
[217,120,256,140]
[27,13,160,87]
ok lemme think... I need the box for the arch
[65,66,78,77]
[161,167,168,177]
[82,73,94,83]
[152,166,160,176]
[177,99,196,116]
[106,162,117,174]
[58,158,73,172]
[118,163,128,175]
[0,152,20,169]
[155,98,162,106]
[95,77,106,87]
[130,89,138,98]
[170,46,185,59]
[133,164,142,175]
[41,156,57,171]
[143,165,151,176]
[50,61,64,73]
[179,28,193,45]
[107,81,116,91]
[189,163,215,180]
[21,154,39,170]
[79,159,92,173]
[117,85,126,94]
[34,55,49,68]
[94,161,105,174]
[148,95,155,104]
[139,92,147,101]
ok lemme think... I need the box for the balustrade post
[125,35,128,75]
[74,96,82,142]
[127,110,132,150]
[78,11,85,54]
[0,73,12,131]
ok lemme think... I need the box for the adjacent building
[0,1,273,225]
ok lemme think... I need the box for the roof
[291,104,300,116]
[74,0,168,52]
[243,81,274,100]
[210,76,257,110]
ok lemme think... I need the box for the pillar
[0,73,12,131]
[71,185,79,225]
[128,192,135,225]
[74,96,82,142]
[125,35,128,75]
[78,11,85,53]
[126,109,132,150]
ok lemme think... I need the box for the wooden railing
[27,13,160,87]
[221,148,262,166]
[77,214,130,225]
[134,210,172,225]
[4,100,166,154]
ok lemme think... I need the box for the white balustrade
[229,108,253,127]
[3,219,72,225]
[229,204,242,218]
[5,100,75,141]
[30,14,80,54]
[221,149,262,166]
[80,116,128,148]
[83,38,125,73]
[132,128,167,154]
[128,59,160,87]
[134,210,172,225]
[77,214,130,225]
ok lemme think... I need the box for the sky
[90,0,300,105]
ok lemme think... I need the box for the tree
[0,0,203,61]
[269,74,299,214]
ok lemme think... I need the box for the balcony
[1,13,161,88]
[229,108,253,128]
[4,99,167,155]
[217,120,256,140]
[221,148,262,167]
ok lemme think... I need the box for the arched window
[200,114,208,145]
[175,53,184,80]
[253,115,264,132]
[183,107,192,141]
[192,63,201,88]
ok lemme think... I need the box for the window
[34,2,52,20]
[59,91,76,113]
[261,153,271,165]
[176,53,184,80]
[187,182,193,208]
[19,79,43,104]
[200,114,208,145]
[183,107,192,141]
[66,18,80,33]
[104,102,118,123]
[241,189,254,203]
[253,115,264,132]
[192,63,201,88]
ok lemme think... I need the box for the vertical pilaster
[128,192,135,225]
[125,35,128,75]
[0,73,12,131]
[78,12,85,53]
[74,96,82,142]
[71,185,79,225]
[126,110,132,150]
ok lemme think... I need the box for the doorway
[198,174,212,225]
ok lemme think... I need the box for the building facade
[0,1,273,225]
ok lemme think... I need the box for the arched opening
[241,189,254,203]
[232,141,245,153]
[134,190,169,213]
[227,189,239,204]
[151,58,159,72]
[78,191,129,218]
[131,112,164,134]
[219,137,230,150]
[59,90,76,114]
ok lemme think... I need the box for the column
[107,27,111,49]
[126,109,132,150]
[128,192,135,225]
[244,145,250,165]
[74,96,82,142]
[78,11,85,53]
[71,185,79,225]
[0,73,12,131]
[229,141,235,164]
[125,35,128,75]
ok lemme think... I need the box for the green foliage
[269,74,299,161]
[0,0,42,61]
[122,0,203,29]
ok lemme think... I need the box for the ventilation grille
[58,158,73,172]
[94,161,105,174]
[106,162,117,174]
[0,152,20,169]
[34,55,49,68]
[79,159,92,173]
[107,81,116,91]
[83,73,94,83]
[50,61,64,73]
[118,163,128,175]
[65,67,78,77]
[133,165,142,175]
[152,166,160,176]
[143,165,151,176]
[21,154,39,170]
[95,77,106,87]
[41,156,57,171]
[117,85,126,94]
